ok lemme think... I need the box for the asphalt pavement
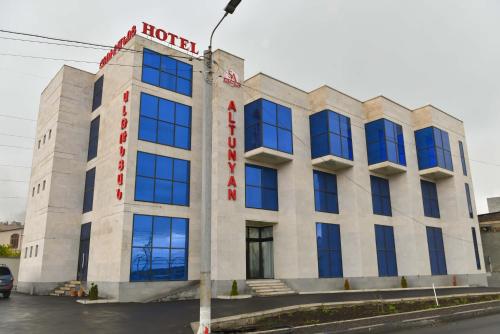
[1,287,500,334]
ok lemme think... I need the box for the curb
[191,292,500,333]
[216,294,252,300]
[76,299,119,304]
[298,285,469,295]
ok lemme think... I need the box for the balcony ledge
[419,167,454,180]
[369,161,407,176]
[311,155,354,172]
[244,147,293,165]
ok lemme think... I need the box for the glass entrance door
[77,223,91,282]
[246,226,274,279]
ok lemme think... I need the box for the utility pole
[198,1,242,334]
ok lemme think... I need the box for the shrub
[344,279,350,290]
[0,244,21,257]
[401,276,408,289]
[230,280,238,296]
[88,283,98,300]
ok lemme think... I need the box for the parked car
[0,265,14,298]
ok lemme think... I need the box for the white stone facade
[17,35,486,301]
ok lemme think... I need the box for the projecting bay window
[139,93,191,150]
[142,48,193,96]
[134,151,190,206]
[415,127,453,179]
[365,119,406,175]
[309,110,354,171]
[244,98,293,164]
[130,214,188,281]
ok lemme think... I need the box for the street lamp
[199,1,242,334]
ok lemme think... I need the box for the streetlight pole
[198,1,241,334]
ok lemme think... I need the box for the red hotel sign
[100,25,136,69]
[116,90,129,200]
[141,22,199,55]
[227,101,237,201]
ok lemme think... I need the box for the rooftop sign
[141,22,199,55]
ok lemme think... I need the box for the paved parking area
[2,287,500,334]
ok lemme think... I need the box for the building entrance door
[246,226,274,279]
[76,223,91,282]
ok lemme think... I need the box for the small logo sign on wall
[223,69,241,88]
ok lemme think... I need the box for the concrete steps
[50,280,83,297]
[246,279,295,297]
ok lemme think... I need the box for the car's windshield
[0,267,11,275]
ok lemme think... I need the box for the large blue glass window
[139,93,191,150]
[316,223,343,278]
[365,119,406,166]
[310,110,353,160]
[142,48,193,96]
[313,170,338,213]
[459,141,467,176]
[244,99,293,154]
[83,168,95,213]
[465,183,473,218]
[135,151,190,206]
[370,176,392,216]
[415,127,453,171]
[421,180,440,218]
[426,226,447,275]
[130,214,188,281]
[374,225,398,277]
[87,116,100,161]
[471,227,481,270]
[92,75,103,111]
[245,164,278,211]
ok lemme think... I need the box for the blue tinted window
[245,164,278,211]
[135,151,190,206]
[365,119,406,166]
[83,168,96,213]
[426,226,447,275]
[421,180,440,218]
[415,127,453,171]
[459,141,467,176]
[244,99,293,154]
[139,93,191,150]
[92,76,104,111]
[87,116,100,161]
[130,214,188,281]
[313,170,338,214]
[370,176,392,216]
[471,227,481,270]
[374,225,398,276]
[465,183,473,218]
[316,223,343,278]
[310,110,353,160]
[142,48,193,96]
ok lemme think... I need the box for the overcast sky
[0,0,499,221]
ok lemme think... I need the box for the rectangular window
[415,126,453,171]
[139,93,191,150]
[471,227,481,270]
[134,151,190,206]
[245,164,278,211]
[465,183,473,218]
[142,48,193,96]
[29,246,33,257]
[244,98,293,154]
[83,168,96,213]
[313,170,338,213]
[35,245,38,257]
[130,214,188,281]
[421,180,440,218]
[92,75,104,111]
[316,223,343,278]
[374,225,398,277]
[370,175,392,216]
[365,118,406,166]
[459,141,467,175]
[87,116,100,161]
[426,226,447,275]
[309,110,353,160]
